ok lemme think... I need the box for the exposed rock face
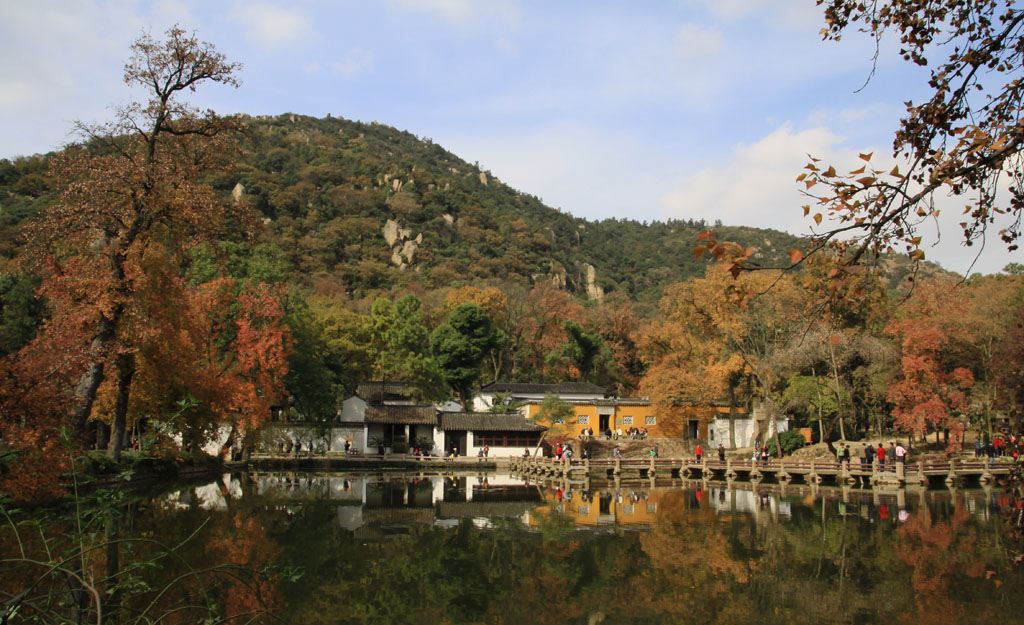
[383,218,420,269]
[400,240,418,264]
[583,263,604,300]
[231,182,245,202]
[443,213,455,226]
[479,172,488,186]
[383,219,400,247]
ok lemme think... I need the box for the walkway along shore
[509,455,1015,489]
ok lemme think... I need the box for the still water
[9,471,1023,624]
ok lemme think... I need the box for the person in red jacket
[695,444,703,462]
[876,443,887,469]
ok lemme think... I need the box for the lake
[4,470,1022,624]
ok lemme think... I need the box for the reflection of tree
[205,513,284,618]
[894,506,998,625]
[15,482,1022,625]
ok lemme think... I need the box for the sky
[0,0,1018,276]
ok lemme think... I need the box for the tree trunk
[96,421,109,450]
[727,391,737,450]
[219,422,238,460]
[828,341,846,441]
[106,354,135,461]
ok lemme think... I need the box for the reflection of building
[529,486,665,528]
[247,473,544,535]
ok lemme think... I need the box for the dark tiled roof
[439,412,547,432]
[365,405,438,425]
[479,381,608,395]
[356,381,416,402]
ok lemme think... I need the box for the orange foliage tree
[0,28,290,495]
[516,283,584,381]
[886,279,975,448]
[638,267,804,445]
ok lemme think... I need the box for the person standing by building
[695,443,703,462]
[717,444,725,462]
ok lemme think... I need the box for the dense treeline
[0,27,1020,502]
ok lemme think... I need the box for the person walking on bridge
[864,443,874,470]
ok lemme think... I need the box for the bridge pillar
[808,459,822,485]
[777,460,791,482]
[841,460,854,484]
[916,461,928,486]
[725,459,737,480]
[945,460,958,488]
[895,460,905,483]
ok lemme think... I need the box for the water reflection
[139,472,1024,625]
[176,471,1016,531]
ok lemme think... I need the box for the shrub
[766,430,807,457]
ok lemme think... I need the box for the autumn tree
[7,28,289,465]
[955,272,1024,435]
[637,269,748,445]
[800,1,1024,268]
[886,278,975,448]
[516,283,584,381]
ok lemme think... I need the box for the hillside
[0,113,943,301]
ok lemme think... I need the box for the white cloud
[230,2,312,48]
[658,122,869,235]
[657,121,1018,275]
[331,48,374,77]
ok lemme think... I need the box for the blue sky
[1,1,1015,275]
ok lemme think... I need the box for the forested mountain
[2,113,809,302]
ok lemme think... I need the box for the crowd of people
[975,434,1019,463]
